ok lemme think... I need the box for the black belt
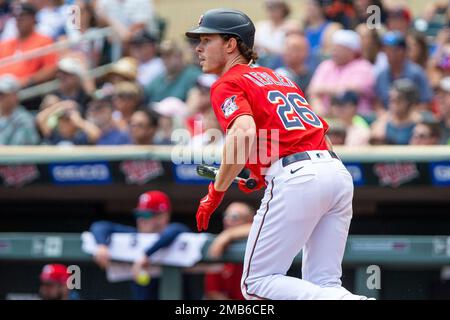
[282,150,340,167]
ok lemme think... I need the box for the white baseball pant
[241,150,367,300]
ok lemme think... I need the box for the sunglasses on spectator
[134,210,156,219]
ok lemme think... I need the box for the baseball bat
[196,164,257,189]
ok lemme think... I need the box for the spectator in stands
[428,27,450,89]
[275,33,314,92]
[371,79,418,145]
[326,120,347,145]
[185,74,217,136]
[320,0,356,29]
[151,97,186,145]
[105,57,139,85]
[330,91,370,146]
[375,31,433,111]
[61,0,104,69]
[86,93,131,145]
[0,74,40,145]
[0,0,12,35]
[436,77,450,144]
[409,121,442,145]
[355,23,387,76]
[39,264,79,300]
[36,99,101,145]
[303,0,332,58]
[254,0,299,59]
[145,40,201,103]
[42,57,91,115]
[308,29,375,118]
[129,109,158,145]
[204,202,254,300]
[112,81,143,131]
[90,190,189,300]
[407,30,429,69]
[2,0,66,41]
[95,0,159,42]
[129,31,165,87]
[386,5,412,34]
[0,3,57,87]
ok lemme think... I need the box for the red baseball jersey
[210,64,329,175]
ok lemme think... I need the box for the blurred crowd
[1,0,450,147]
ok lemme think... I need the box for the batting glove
[196,182,225,231]
[238,171,266,193]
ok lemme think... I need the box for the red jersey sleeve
[211,81,253,132]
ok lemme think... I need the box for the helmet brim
[185,26,226,39]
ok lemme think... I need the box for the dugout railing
[1,233,450,299]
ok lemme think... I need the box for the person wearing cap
[0,3,57,87]
[386,5,412,34]
[106,57,139,84]
[89,190,189,300]
[0,74,40,145]
[129,31,165,87]
[41,57,92,116]
[436,77,450,144]
[308,29,376,117]
[86,94,131,145]
[144,40,202,103]
[39,263,79,300]
[375,31,433,111]
[1,0,66,41]
[151,97,187,145]
[112,81,143,131]
[185,73,217,136]
[330,91,370,146]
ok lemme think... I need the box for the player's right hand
[238,171,266,193]
[196,182,225,231]
[94,244,111,269]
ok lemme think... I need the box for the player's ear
[225,37,238,53]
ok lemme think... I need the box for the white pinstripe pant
[241,151,367,300]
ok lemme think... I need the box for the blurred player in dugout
[89,190,189,300]
[204,202,254,300]
[39,264,80,300]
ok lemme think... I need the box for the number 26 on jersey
[267,90,323,130]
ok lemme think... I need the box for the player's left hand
[196,182,225,231]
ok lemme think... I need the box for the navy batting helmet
[185,8,256,48]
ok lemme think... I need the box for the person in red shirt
[186,9,372,300]
[204,202,254,300]
[0,3,57,87]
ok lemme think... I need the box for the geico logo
[434,166,450,181]
[53,165,109,181]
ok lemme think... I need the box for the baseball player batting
[186,8,372,300]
